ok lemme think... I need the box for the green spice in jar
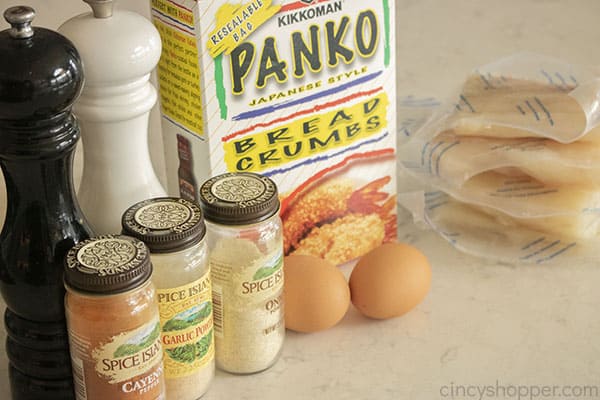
[122,197,214,400]
[64,235,165,400]
[199,172,285,374]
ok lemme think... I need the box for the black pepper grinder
[0,6,92,400]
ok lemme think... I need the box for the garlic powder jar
[199,172,285,374]
[122,197,214,399]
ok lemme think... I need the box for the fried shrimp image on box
[282,179,355,253]
[292,213,386,264]
[282,176,396,265]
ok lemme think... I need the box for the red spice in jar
[64,235,166,399]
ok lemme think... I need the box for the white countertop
[2,1,600,399]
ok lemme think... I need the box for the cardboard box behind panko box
[150,0,397,265]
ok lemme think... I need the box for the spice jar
[122,197,214,400]
[64,235,165,400]
[198,172,285,374]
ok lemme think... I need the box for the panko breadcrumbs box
[150,0,397,265]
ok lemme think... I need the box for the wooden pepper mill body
[59,0,166,235]
[0,6,92,400]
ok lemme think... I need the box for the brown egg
[349,242,431,319]
[284,254,350,333]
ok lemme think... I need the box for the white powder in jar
[210,237,285,374]
[151,249,215,400]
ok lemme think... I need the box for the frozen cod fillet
[481,203,600,241]
[452,170,600,220]
[423,193,596,264]
[448,119,600,143]
[437,175,600,239]
[430,132,600,187]
[446,75,596,142]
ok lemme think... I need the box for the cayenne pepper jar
[122,197,214,400]
[198,172,285,374]
[64,235,165,400]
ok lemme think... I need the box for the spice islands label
[91,317,164,395]
[156,272,215,378]
[241,251,283,296]
[209,241,284,339]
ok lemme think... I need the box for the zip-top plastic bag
[442,52,600,142]
[419,191,599,265]
[398,53,600,264]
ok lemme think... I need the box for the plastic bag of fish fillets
[397,53,600,264]
[438,52,600,143]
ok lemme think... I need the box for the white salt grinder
[59,0,166,234]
